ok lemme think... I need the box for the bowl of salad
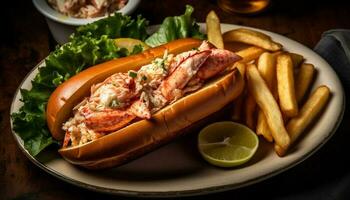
[33,0,141,44]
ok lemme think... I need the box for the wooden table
[1,0,350,199]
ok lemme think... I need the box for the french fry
[206,11,224,49]
[244,60,257,130]
[235,46,265,63]
[246,64,290,151]
[244,60,256,129]
[257,52,276,88]
[224,42,251,52]
[277,54,298,117]
[231,62,246,121]
[270,53,281,100]
[275,86,330,156]
[290,53,304,68]
[245,93,256,130]
[235,62,246,77]
[255,52,276,141]
[231,94,244,122]
[223,28,283,51]
[273,52,303,68]
[272,51,282,57]
[256,112,273,142]
[295,63,315,104]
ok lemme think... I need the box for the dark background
[1,0,350,199]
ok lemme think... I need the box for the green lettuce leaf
[11,14,149,156]
[145,5,206,47]
[72,14,149,41]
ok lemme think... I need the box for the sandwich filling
[62,41,241,147]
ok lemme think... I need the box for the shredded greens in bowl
[11,5,206,156]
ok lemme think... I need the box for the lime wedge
[114,38,150,52]
[198,121,259,167]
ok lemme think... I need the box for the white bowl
[33,0,141,44]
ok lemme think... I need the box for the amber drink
[218,0,271,14]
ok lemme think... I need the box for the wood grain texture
[1,0,350,199]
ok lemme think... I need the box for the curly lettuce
[145,5,206,47]
[73,14,149,41]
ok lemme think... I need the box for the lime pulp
[198,121,259,167]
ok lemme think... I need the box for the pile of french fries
[206,11,331,157]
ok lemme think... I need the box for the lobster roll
[46,38,244,169]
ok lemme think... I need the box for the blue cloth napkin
[314,29,350,92]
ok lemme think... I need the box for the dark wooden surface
[1,0,350,199]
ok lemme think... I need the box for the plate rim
[10,23,346,197]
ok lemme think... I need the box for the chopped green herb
[153,58,167,72]
[161,62,167,71]
[142,75,147,81]
[128,71,137,78]
[110,99,120,108]
[131,44,144,54]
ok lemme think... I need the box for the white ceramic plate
[10,24,345,197]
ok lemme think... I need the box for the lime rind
[200,143,258,167]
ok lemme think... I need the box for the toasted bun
[59,69,244,169]
[47,38,202,140]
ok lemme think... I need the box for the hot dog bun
[47,38,244,169]
[59,69,243,169]
[47,38,202,140]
